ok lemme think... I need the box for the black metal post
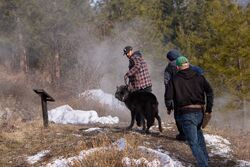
[33,89,55,128]
[41,95,48,128]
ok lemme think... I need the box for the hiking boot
[176,134,186,141]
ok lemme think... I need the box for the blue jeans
[176,111,209,167]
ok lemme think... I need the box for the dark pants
[176,111,208,167]
[135,86,152,126]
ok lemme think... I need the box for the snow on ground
[84,127,102,132]
[204,134,232,158]
[204,134,250,166]
[237,160,250,167]
[80,89,128,111]
[138,146,184,167]
[48,105,119,125]
[28,128,250,166]
[122,157,161,167]
[46,138,183,167]
[27,150,50,164]
[46,147,108,167]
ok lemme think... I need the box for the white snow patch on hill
[48,105,119,125]
[84,127,102,132]
[27,150,50,164]
[46,138,183,167]
[138,146,184,167]
[122,157,161,167]
[237,160,250,167]
[204,134,232,158]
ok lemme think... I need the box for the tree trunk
[242,97,246,129]
[237,57,245,129]
[54,49,60,87]
[19,33,28,73]
[17,17,28,73]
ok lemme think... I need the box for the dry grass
[0,68,42,124]
[0,121,85,166]
[71,134,149,167]
[0,120,249,167]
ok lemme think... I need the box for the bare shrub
[61,63,104,95]
[70,134,154,167]
[0,72,41,125]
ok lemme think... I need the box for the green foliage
[175,1,249,100]
[204,1,249,98]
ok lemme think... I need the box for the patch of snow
[156,148,170,155]
[138,146,184,167]
[122,157,161,167]
[46,138,184,167]
[84,127,102,132]
[80,89,128,111]
[46,138,126,167]
[46,147,107,167]
[95,115,119,124]
[112,138,126,151]
[72,134,82,137]
[27,150,50,164]
[237,160,250,167]
[48,105,119,125]
[204,134,232,158]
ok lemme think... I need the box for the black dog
[115,85,162,133]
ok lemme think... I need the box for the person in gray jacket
[164,49,185,141]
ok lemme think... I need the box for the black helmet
[123,46,133,55]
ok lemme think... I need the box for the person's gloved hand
[167,109,172,115]
[127,84,134,92]
[165,101,174,115]
[202,112,212,129]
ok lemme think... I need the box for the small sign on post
[33,89,55,128]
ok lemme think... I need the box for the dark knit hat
[166,49,181,61]
[123,46,133,55]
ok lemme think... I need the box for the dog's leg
[136,113,142,127]
[141,114,146,131]
[126,110,135,130]
[145,119,151,134]
[156,114,163,132]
